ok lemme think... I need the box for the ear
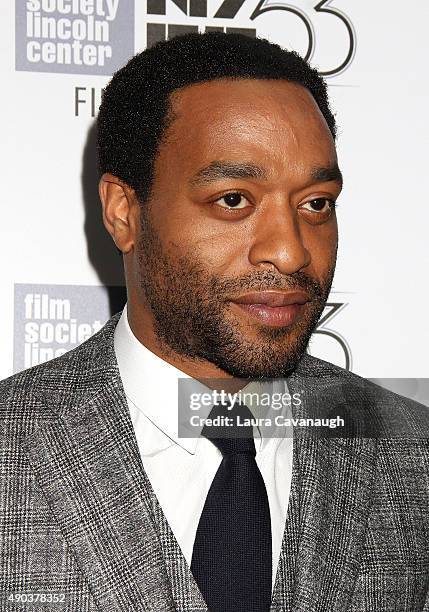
[98,173,139,254]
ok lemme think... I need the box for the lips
[229,291,310,327]
[230,291,310,307]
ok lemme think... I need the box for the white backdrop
[2,1,428,391]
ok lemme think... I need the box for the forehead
[161,78,337,174]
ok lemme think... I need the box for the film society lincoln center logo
[13,284,116,372]
[15,0,134,75]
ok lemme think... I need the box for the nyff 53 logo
[145,0,356,77]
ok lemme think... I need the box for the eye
[300,198,336,213]
[214,192,249,210]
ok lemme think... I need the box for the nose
[248,199,311,274]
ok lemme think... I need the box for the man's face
[134,78,342,378]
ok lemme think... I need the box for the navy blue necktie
[191,401,272,612]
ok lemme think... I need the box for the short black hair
[97,31,337,205]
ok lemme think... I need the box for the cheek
[152,206,250,274]
[190,228,249,275]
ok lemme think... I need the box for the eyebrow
[311,164,343,186]
[189,161,267,186]
[189,160,343,187]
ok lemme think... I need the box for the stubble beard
[137,207,336,379]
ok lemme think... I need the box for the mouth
[228,290,311,328]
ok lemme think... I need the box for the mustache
[213,270,328,300]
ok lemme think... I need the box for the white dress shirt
[114,305,294,591]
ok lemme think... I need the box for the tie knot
[201,401,256,456]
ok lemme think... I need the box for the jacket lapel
[280,355,378,611]
[22,315,175,612]
[270,437,301,612]
[147,478,208,612]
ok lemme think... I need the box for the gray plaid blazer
[1,313,429,611]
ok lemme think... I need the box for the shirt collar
[114,305,291,455]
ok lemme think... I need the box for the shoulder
[0,312,121,429]
[295,353,429,438]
